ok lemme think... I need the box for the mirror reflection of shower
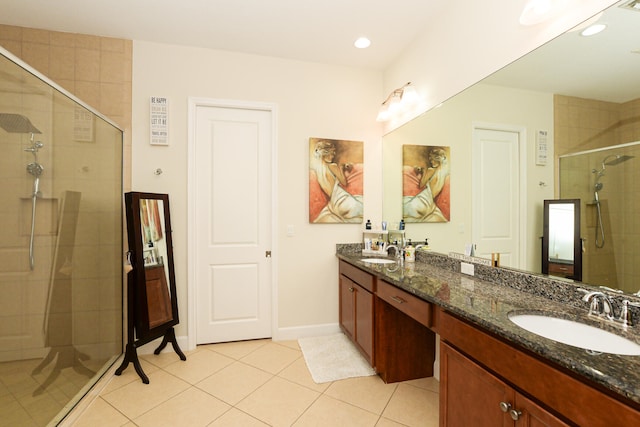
[0,113,43,270]
[591,154,634,248]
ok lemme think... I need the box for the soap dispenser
[405,239,415,262]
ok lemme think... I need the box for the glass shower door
[0,49,123,426]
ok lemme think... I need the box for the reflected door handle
[265,251,272,258]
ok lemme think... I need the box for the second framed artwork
[402,145,450,223]
[309,137,363,224]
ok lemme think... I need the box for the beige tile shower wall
[554,95,621,157]
[620,98,640,144]
[0,24,132,190]
[0,26,129,361]
[555,95,640,294]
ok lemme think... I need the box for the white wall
[132,42,383,341]
[383,0,618,133]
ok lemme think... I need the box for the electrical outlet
[461,262,475,276]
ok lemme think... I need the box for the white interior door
[472,126,524,268]
[192,103,273,344]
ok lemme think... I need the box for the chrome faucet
[579,289,640,327]
[581,291,614,321]
[386,244,402,259]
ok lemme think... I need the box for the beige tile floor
[71,339,439,426]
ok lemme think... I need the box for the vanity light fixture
[620,0,640,11]
[376,82,419,122]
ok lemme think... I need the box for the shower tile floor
[70,339,439,426]
[0,356,109,427]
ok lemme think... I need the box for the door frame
[186,97,279,350]
[471,122,527,269]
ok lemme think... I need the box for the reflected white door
[193,103,272,344]
[472,126,523,268]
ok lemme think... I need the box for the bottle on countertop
[421,238,431,250]
[365,219,372,230]
[399,219,405,230]
[405,241,415,262]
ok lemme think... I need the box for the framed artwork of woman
[402,145,450,223]
[309,138,363,223]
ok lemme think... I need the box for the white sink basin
[509,313,640,356]
[360,258,395,264]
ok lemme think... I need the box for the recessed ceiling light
[580,23,607,36]
[354,37,371,49]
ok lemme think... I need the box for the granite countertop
[336,246,640,406]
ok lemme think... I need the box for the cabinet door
[515,394,571,427]
[355,284,374,363]
[339,274,356,340]
[441,342,512,427]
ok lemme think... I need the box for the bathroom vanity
[337,246,640,426]
[339,259,435,383]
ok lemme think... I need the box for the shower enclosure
[559,142,639,294]
[0,49,122,425]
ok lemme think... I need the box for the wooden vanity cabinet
[375,280,436,383]
[339,260,375,365]
[441,342,569,427]
[438,309,640,426]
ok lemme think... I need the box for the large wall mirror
[382,1,640,295]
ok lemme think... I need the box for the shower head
[603,154,634,167]
[592,154,635,181]
[0,113,41,134]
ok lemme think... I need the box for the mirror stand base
[115,327,186,384]
[115,342,149,384]
[154,327,186,361]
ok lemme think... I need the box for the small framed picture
[150,96,169,145]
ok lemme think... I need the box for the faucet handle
[619,300,640,327]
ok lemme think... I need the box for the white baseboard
[137,334,190,354]
[272,322,341,342]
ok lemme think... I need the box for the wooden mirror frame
[124,192,179,340]
[541,199,582,281]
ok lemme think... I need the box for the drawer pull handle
[391,296,406,304]
[348,287,355,292]
[499,402,511,413]
[509,409,522,421]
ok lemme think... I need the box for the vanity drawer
[548,262,574,276]
[339,260,375,292]
[377,280,431,328]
